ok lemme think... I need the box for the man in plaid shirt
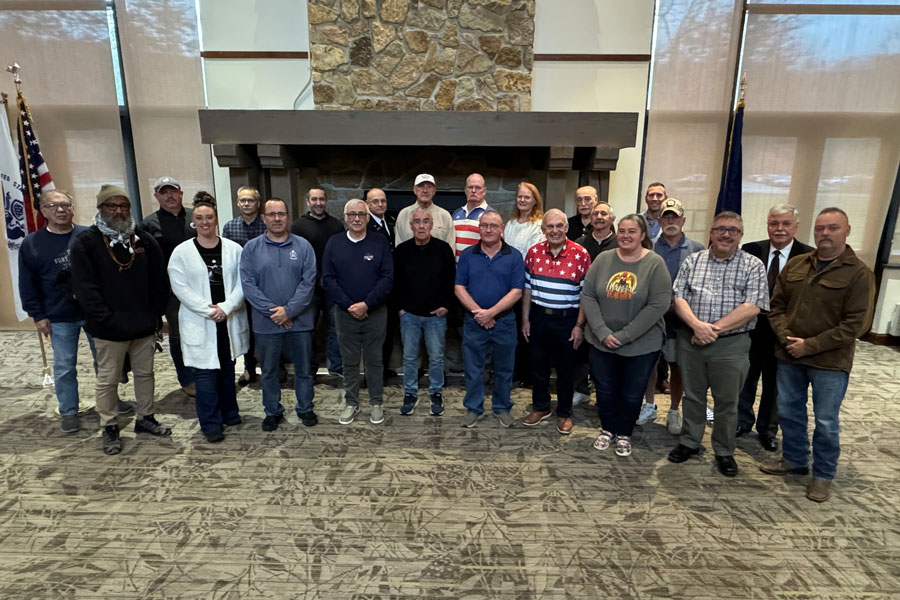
[222,186,267,384]
[667,211,768,477]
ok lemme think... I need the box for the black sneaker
[430,392,444,416]
[134,415,172,437]
[223,416,243,427]
[400,393,417,415]
[262,414,284,431]
[205,430,225,443]
[298,411,318,427]
[102,424,122,455]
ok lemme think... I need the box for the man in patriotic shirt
[521,209,592,434]
[451,173,491,260]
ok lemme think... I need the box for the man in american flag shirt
[521,209,592,435]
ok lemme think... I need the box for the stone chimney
[308,0,535,111]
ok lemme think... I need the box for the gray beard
[100,213,134,234]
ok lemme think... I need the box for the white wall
[532,0,654,220]
[198,0,312,219]
[873,269,900,335]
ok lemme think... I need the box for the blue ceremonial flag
[715,100,744,215]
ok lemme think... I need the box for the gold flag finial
[737,72,747,107]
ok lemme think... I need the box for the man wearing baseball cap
[140,176,197,397]
[638,198,705,433]
[394,174,455,248]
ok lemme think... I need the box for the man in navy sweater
[19,190,133,433]
[322,199,394,426]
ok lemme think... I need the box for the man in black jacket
[290,186,345,375]
[140,175,196,396]
[71,184,172,455]
[737,203,813,451]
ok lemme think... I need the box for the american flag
[16,93,54,233]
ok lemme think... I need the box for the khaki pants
[94,335,156,427]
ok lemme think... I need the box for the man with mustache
[761,208,875,503]
[737,204,813,451]
[71,184,172,455]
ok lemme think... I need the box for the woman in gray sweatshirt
[582,214,672,457]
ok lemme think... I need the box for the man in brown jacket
[760,207,875,503]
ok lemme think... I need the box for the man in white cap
[140,175,196,396]
[395,174,455,248]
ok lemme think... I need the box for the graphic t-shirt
[194,239,230,362]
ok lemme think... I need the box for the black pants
[737,321,779,436]
[529,307,579,419]
[243,300,257,374]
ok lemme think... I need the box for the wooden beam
[534,54,651,62]
[199,110,639,150]
[201,51,310,60]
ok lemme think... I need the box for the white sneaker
[572,391,590,406]
[706,406,715,423]
[370,405,385,425]
[666,409,682,434]
[636,403,657,425]
[339,404,359,425]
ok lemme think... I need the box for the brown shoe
[523,410,551,426]
[806,477,832,503]
[556,417,574,435]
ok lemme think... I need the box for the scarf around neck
[94,212,136,254]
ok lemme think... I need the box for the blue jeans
[313,288,342,372]
[462,312,516,415]
[194,360,240,435]
[400,312,446,395]
[777,362,849,480]
[49,320,96,416]
[589,347,660,436]
[255,331,314,417]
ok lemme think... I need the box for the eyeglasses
[43,202,72,211]
[236,197,257,204]
[101,203,131,212]
[345,212,367,220]
[264,211,288,218]
[479,222,502,230]
[711,226,742,235]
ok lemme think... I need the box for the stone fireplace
[200,109,639,219]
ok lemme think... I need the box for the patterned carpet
[0,330,898,599]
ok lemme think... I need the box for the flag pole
[5,64,53,386]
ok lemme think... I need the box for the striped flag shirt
[524,239,591,309]
[451,201,489,259]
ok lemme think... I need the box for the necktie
[383,220,390,237]
[767,250,781,295]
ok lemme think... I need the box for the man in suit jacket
[367,188,399,379]
[737,203,813,451]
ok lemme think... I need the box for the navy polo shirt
[456,240,525,309]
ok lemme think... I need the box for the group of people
[18,173,875,503]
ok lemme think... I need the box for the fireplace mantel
[197,109,639,213]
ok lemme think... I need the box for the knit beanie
[96,184,130,207]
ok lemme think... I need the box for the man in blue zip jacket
[240,198,318,432]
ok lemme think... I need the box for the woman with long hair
[503,182,545,256]
[582,214,671,457]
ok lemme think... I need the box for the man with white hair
[395,174,455,247]
[323,199,394,426]
[522,209,590,434]
[737,203,813,451]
